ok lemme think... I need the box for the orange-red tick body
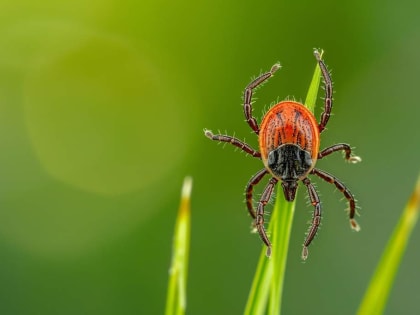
[259,101,320,201]
[259,100,320,175]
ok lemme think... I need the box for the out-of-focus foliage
[358,175,420,315]
[0,0,419,314]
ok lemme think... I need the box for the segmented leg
[245,169,269,219]
[318,143,362,163]
[311,168,360,231]
[204,130,261,158]
[314,49,333,133]
[255,177,278,257]
[243,63,281,135]
[301,177,321,260]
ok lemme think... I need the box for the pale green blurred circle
[23,29,188,195]
[0,21,195,257]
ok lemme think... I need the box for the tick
[204,49,361,260]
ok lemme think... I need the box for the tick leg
[244,63,281,135]
[318,143,362,163]
[314,49,333,133]
[245,169,269,220]
[255,177,278,257]
[302,177,321,260]
[204,129,261,158]
[312,168,360,231]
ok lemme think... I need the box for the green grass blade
[268,189,297,314]
[357,174,420,315]
[244,50,323,315]
[165,177,192,315]
[243,234,273,315]
[243,190,297,315]
[305,49,324,113]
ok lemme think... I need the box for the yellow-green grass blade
[357,174,420,315]
[165,177,192,315]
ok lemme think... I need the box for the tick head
[267,144,314,201]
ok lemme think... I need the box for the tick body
[259,101,320,198]
[205,50,361,259]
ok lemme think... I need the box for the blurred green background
[0,0,419,314]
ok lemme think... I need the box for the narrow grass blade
[357,174,420,315]
[243,190,296,315]
[243,233,273,315]
[305,49,324,113]
[244,50,323,315]
[165,177,192,315]
[268,189,297,314]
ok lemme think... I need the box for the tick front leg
[302,177,322,260]
[255,177,278,257]
[204,129,261,158]
[314,49,333,133]
[245,169,269,220]
[312,168,360,231]
[318,143,362,163]
[243,63,281,135]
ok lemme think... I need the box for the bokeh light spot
[24,31,187,195]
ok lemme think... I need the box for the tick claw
[270,63,281,74]
[313,48,323,61]
[204,129,214,139]
[302,246,309,260]
[349,155,362,163]
[266,246,272,257]
[350,219,361,231]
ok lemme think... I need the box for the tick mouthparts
[281,181,298,201]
